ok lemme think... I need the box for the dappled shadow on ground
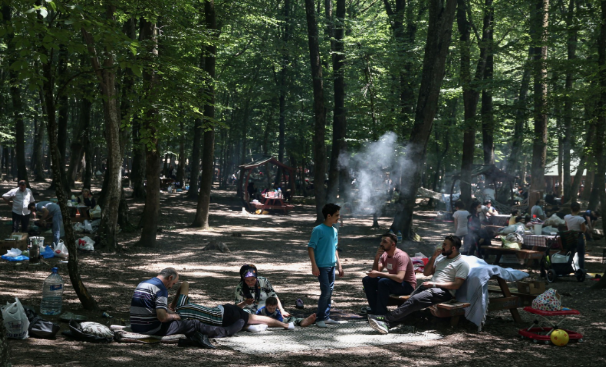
[1,181,605,366]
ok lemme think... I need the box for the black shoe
[190,332,216,349]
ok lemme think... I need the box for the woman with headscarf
[234,264,316,327]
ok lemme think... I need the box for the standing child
[307,203,344,327]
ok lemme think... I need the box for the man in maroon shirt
[362,233,416,315]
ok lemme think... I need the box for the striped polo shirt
[130,277,168,334]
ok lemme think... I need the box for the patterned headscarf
[239,264,260,301]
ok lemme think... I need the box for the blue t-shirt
[130,277,168,335]
[36,201,62,218]
[307,223,338,268]
[255,306,283,321]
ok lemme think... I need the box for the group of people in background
[2,181,97,248]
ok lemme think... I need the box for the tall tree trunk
[177,120,186,185]
[391,0,457,238]
[32,114,46,181]
[457,0,489,208]
[81,6,123,252]
[529,0,549,211]
[304,0,328,223]
[275,0,290,186]
[139,18,162,247]
[562,0,577,200]
[192,0,217,229]
[66,84,91,189]
[131,115,147,199]
[506,47,532,177]
[39,27,98,310]
[188,117,203,199]
[481,0,494,166]
[3,6,28,184]
[327,0,347,203]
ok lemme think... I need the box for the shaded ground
[1,179,605,366]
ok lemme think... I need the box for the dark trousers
[577,234,586,270]
[385,286,452,326]
[159,319,245,338]
[12,212,30,233]
[362,277,414,315]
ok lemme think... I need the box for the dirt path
[1,180,605,366]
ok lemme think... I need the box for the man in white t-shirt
[2,180,35,233]
[368,235,470,334]
[452,201,470,237]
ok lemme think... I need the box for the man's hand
[281,310,291,317]
[245,298,254,305]
[422,281,437,288]
[312,264,320,276]
[337,266,344,278]
[367,270,382,278]
[374,246,385,259]
[172,313,181,321]
[432,247,442,258]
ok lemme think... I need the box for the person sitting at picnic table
[2,180,35,233]
[531,200,546,220]
[582,209,599,241]
[234,264,316,327]
[564,202,586,273]
[367,235,470,334]
[247,181,257,200]
[28,201,64,248]
[77,188,96,208]
[481,200,498,223]
[509,209,520,225]
[362,233,416,316]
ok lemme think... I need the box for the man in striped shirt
[130,268,243,347]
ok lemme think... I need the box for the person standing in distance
[2,180,35,233]
[307,203,344,327]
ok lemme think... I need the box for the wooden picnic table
[389,276,523,325]
[251,194,294,214]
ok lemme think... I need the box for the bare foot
[300,313,317,327]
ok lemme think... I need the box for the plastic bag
[76,236,95,251]
[41,246,55,259]
[54,240,69,259]
[89,205,102,219]
[5,248,22,257]
[83,220,93,233]
[1,297,30,339]
[73,222,84,232]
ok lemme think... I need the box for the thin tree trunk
[506,47,532,177]
[563,0,577,200]
[139,18,161,247]
[275,0,290,186]
[192,0,217,229]
[304,0,328,223]
[177,120,186,185]
[390,0,457,238]
[481,0,494,165]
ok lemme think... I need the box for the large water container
[40,267,64,315]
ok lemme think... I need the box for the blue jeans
[317,267,335,321]
[362,277,414,315]
[51,214,63,248]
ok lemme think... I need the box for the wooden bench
[388,294,471,326]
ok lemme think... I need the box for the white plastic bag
[73,222,84,232]
[54,240,69,259]
[89,205,102,219]
[5,248,22,257]
[1,297,29,339]
[83,220,93,233]
[76,236,95,251]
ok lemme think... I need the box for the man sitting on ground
[362,233,416,315]
[368,235,470,334]
[130,268,243,348]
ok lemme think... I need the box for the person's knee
[377,278,391,289]
[362,276,372,287]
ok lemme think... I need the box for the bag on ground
[76,236,95,251]
[532,288,562,311]
[1,297,30,339]
[54,240,69,259]
[62,320,114,343]
[23,305,60,339]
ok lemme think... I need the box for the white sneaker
[246,324,268,333]
[287,322,295,330]
[324,318,345,324]
[316,320,328,328]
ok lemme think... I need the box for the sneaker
[324,318,345,324]
[316,320,328,328]
[367,314,386,322]
[296,299,304,309]
[368,318,390,335]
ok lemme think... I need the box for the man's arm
[156,308,181,322]
[368,270,405,283]
[371,247,384,271]
[423,248,443,276]
[423,277,466,290]
[307,247,319,276]
[335,248,344,277]
[453,216,458,232]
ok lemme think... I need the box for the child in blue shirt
[307,203,344,327]
[255,296,283,321]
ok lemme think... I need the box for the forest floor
[1,179,606,367]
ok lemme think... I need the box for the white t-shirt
[453,210,470,236]
[564,214,585,231]
[432,254,470,296]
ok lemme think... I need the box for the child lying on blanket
[255,296,312,328]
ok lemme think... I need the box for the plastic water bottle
[397,231,403,242]
[40,267,64,315]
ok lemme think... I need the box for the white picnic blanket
[455,256,529,330]
[214,321,442,354]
